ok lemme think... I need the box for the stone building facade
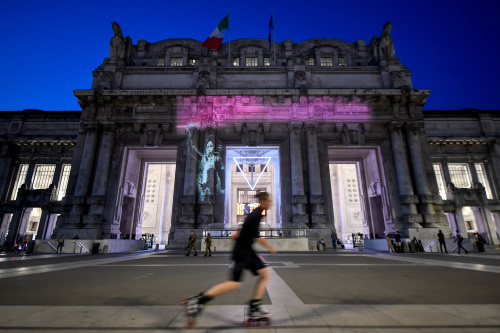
[1,22,499,249]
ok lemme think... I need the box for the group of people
[185,230,212,257]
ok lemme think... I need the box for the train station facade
[1,22,499,249]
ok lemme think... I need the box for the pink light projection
[174,95,373,129]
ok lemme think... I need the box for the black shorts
[230,246,265,282]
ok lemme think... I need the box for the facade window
[474,163,493,199]
[448,163,471,189]
[233,57,240,66]
[309,58,315,66]
[433,163,447,200]
[157,58,165,66]
[264,57,271,66]
[170,57,183,66]
[32,165,56,190]
[338,56,346,66]
[320,57,333,66]
[189,58,196,66]
[246,57,258,66]
[11,164,29,200]
[57,164,71,201]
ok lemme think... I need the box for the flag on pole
[268,14,274,51]
[202,15,229,50]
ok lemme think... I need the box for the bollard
[129,245,134,254]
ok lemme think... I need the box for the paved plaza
[1,247,500,333]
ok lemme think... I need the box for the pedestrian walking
[204,232,212,257]
[386,234,395,253]
[56,235,64,254]
[437,230,448,253]
[186,230,198,257]
[454,230,468,254]
[180,192,277,328]
[331,230,338,250]
[185,230,198,256]
[394,231,402,253]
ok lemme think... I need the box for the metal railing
[202,227,307,239]
[75,241,89,253]
[44,241,58,253]
[424,240,437,252]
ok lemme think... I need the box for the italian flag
[202,15,229,50]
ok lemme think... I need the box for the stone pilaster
[198,125,216,225]
[179,125,199,226]
[305,123,326,227]
[288,123,307,224]
[404,123,439,227]
[87,125,116,218]
[387,121,422,228]
[24,161,36,189]
[70,125,99,217]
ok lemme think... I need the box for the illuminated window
[448,163,471,189]
[320,57,333,66]
[475,163,493,199]
[170,57,183,66]
[56,164,71,201]
[32,165,56,189]
[157,58,165,66]
[189,58,196,66]
[246,57,258,66]
[433,163,447,200]
[233,57,240,66]
[11,164,28,200]
[338,56,346,66]
[264,57,271,66]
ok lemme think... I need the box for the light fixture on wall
[233,156,271,190]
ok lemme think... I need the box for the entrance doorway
[117,147,177,245]
[329,147,390,245]
[225,147,281,228]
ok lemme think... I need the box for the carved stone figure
[294,71,308,95]
[378,21,395,59]
[196,71,210,95]
[110,22,132,62]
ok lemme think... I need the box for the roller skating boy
[180,192,276,328]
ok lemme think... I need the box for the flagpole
[273,7,276,65]
[228,9,231,66]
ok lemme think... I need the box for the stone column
[476,206,499,245]
[35,208,51,240]
[387,121,421,228]
[491,211,500,243]
[88,126,116,217]
[24,161,36,189]
[454,205,468,236]
[288,123,307,223]
[198,126,216,225]
[70,125,99,216]
[179,125,200,226]
[305,123,325,226]
[468,159,480,187]
[405,124,439,227]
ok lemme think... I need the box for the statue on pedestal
[110,21,132,62]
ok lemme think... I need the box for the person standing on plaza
[56,235,64,254]
[204,232,212,257]
[331,230,338,250]
[386,234,395,253]
[394,231,402,253]
[437,230,448,253]
[181,192,277,328]
[185,230,198,256]
[454,230,469,254]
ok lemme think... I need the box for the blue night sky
[1,0,499,111]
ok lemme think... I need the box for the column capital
[287,122,303,132]
[386,121,403,132]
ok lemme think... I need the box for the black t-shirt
[235,206,263,249]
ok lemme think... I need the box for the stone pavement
[1,248,500,332]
